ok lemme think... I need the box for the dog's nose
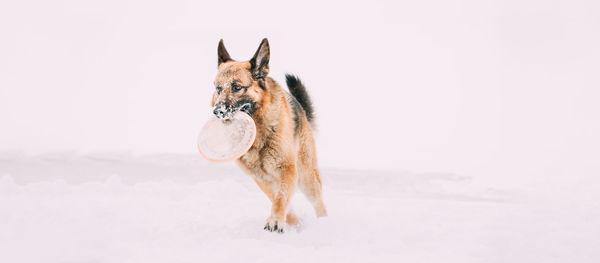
[213,104,231,119]
[213,106,225,118]
[213,107,223,116]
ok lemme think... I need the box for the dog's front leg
[264,163,298,233]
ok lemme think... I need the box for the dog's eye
[216,86,222,94]
[231,85,242,92]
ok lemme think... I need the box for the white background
[1,0,599,180]
[2,1,600,262]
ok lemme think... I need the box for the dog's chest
[236,127,282,182]
[238,147,262,171]
[237,149,276,182]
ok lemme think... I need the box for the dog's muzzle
[212,104,233,120]
[213,102,253,120]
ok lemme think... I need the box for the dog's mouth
[237,102,252,114]
[213,100,255,120]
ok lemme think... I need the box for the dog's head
[211,38,270,120]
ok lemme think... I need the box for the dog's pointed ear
[217,39,232,66]
[249,38,270,79]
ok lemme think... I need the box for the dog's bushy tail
[285,74,315,125]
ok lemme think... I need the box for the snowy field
[1,152,598,263]
[1,0,599,262]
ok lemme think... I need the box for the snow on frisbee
[197,111,256,162]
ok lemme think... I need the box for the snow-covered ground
[0,152,598,263]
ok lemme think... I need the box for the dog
[211,38,327,233]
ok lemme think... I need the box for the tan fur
[211,39,327,233]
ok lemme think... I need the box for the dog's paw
[264,216,285,233]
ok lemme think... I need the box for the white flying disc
[197,111,256,162]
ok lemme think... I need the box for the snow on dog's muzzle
[212,104,234,120]
[213,101,254,120]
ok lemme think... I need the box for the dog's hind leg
[298,165,327,217]
[297,133,328,217]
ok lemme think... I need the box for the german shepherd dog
[211,38,327,233]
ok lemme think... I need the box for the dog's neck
[253,77,286,134]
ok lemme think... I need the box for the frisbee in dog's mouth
[197,111,256,162]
